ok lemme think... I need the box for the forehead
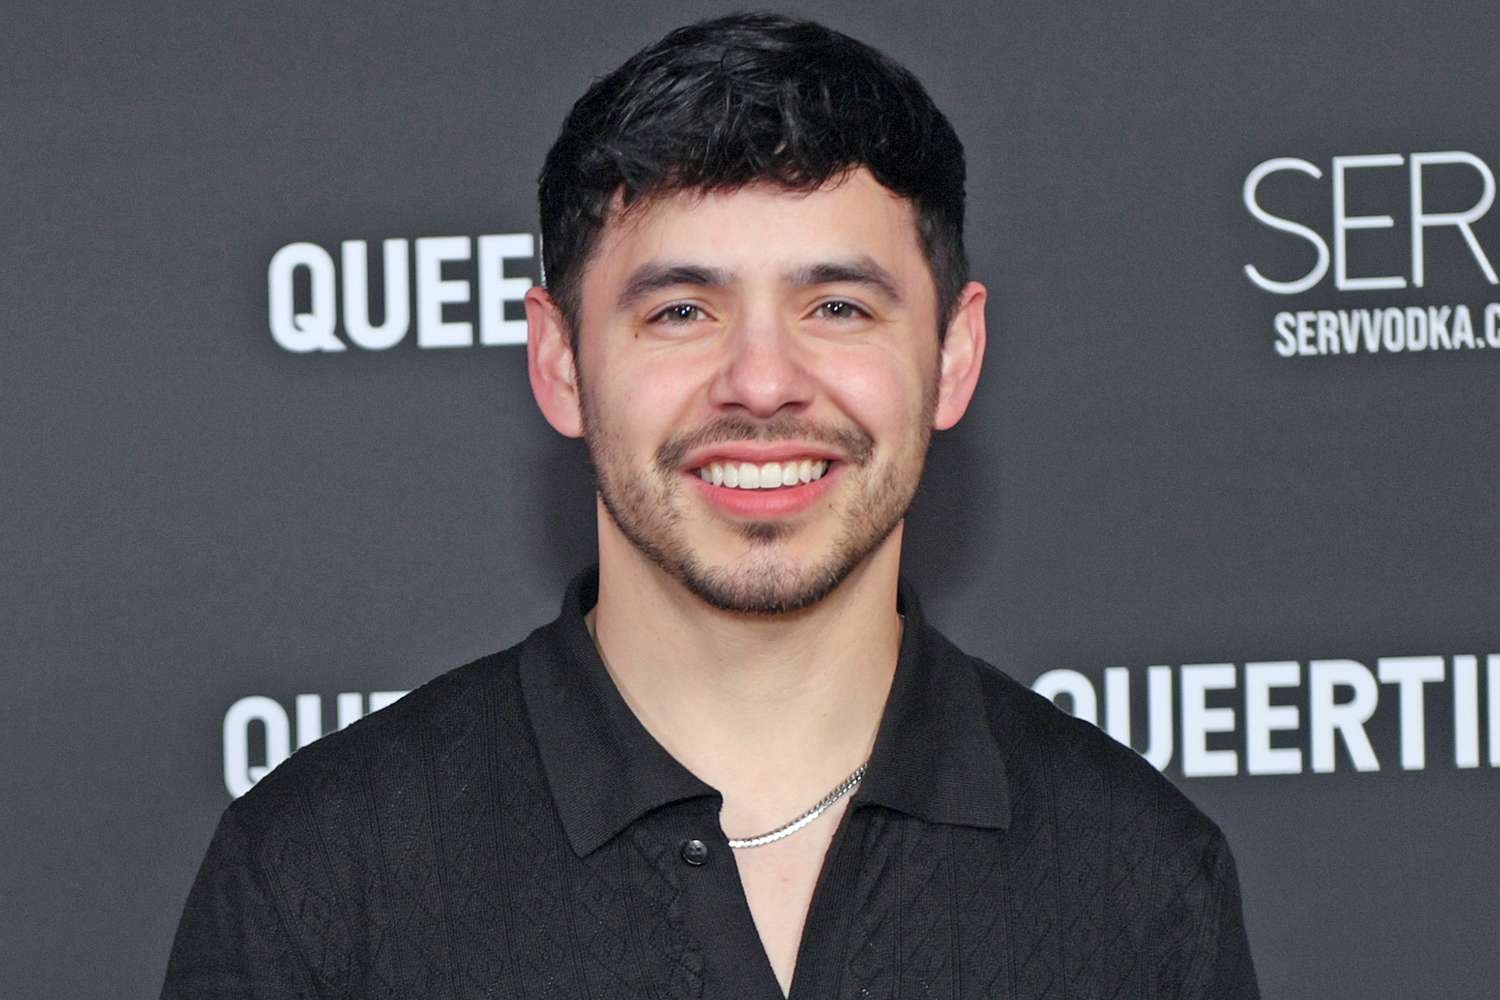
[584,169,931,297]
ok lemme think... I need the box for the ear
[525,286,585,438]
[932,281,987,431]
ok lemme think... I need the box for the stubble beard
[581,395,936,616]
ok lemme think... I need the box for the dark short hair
[537,12,969,344]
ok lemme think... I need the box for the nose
[706,310,816,418]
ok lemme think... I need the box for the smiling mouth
[694,459,832,490]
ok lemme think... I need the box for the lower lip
[687,464,840,517]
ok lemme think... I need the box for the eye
[649,302,708,324]
[815,299,870,321]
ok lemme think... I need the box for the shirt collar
[852,584,1011,831]
[519,567,1010,859]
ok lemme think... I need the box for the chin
[673,534,879,616]
[678,565,845,616]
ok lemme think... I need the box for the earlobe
[932,281,987,431]
[525,287,585,438]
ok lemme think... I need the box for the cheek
[588,351,710,443]
[820,352,934,441]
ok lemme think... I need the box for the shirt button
[679,838,710,866]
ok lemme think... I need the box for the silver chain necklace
[726,760,869,849]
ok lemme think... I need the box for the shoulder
[224,639,531,844]
[951,636,1225,853]
[944,636,1256,994]
[952,642,1240,955]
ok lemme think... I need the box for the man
[163,13,1258,999]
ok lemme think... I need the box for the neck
[589,512,904,836]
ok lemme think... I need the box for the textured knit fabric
[161,569,1260,999]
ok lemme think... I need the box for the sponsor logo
[223,652,1496,796]
[267,234,536,353]
[223,690,408,796]
[1036,653,1499,777]
[1243,152,1500,357]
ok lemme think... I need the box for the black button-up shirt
[162,569,1259,999]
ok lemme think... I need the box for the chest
[323,791,1170,1000]
[730,806,848,996]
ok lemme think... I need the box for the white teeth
[698,459,831,490]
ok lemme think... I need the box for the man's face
[549,169,979,614]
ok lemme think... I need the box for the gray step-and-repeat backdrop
[6,1,1498,997]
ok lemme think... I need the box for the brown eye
[817,300,869,321]
[652,303,707,324]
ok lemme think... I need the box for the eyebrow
[784,256,905,306]
[616,263,734,310]
[615,255,905,311]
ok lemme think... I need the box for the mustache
[656,414,874,469]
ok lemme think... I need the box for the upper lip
[679,443,843,469]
